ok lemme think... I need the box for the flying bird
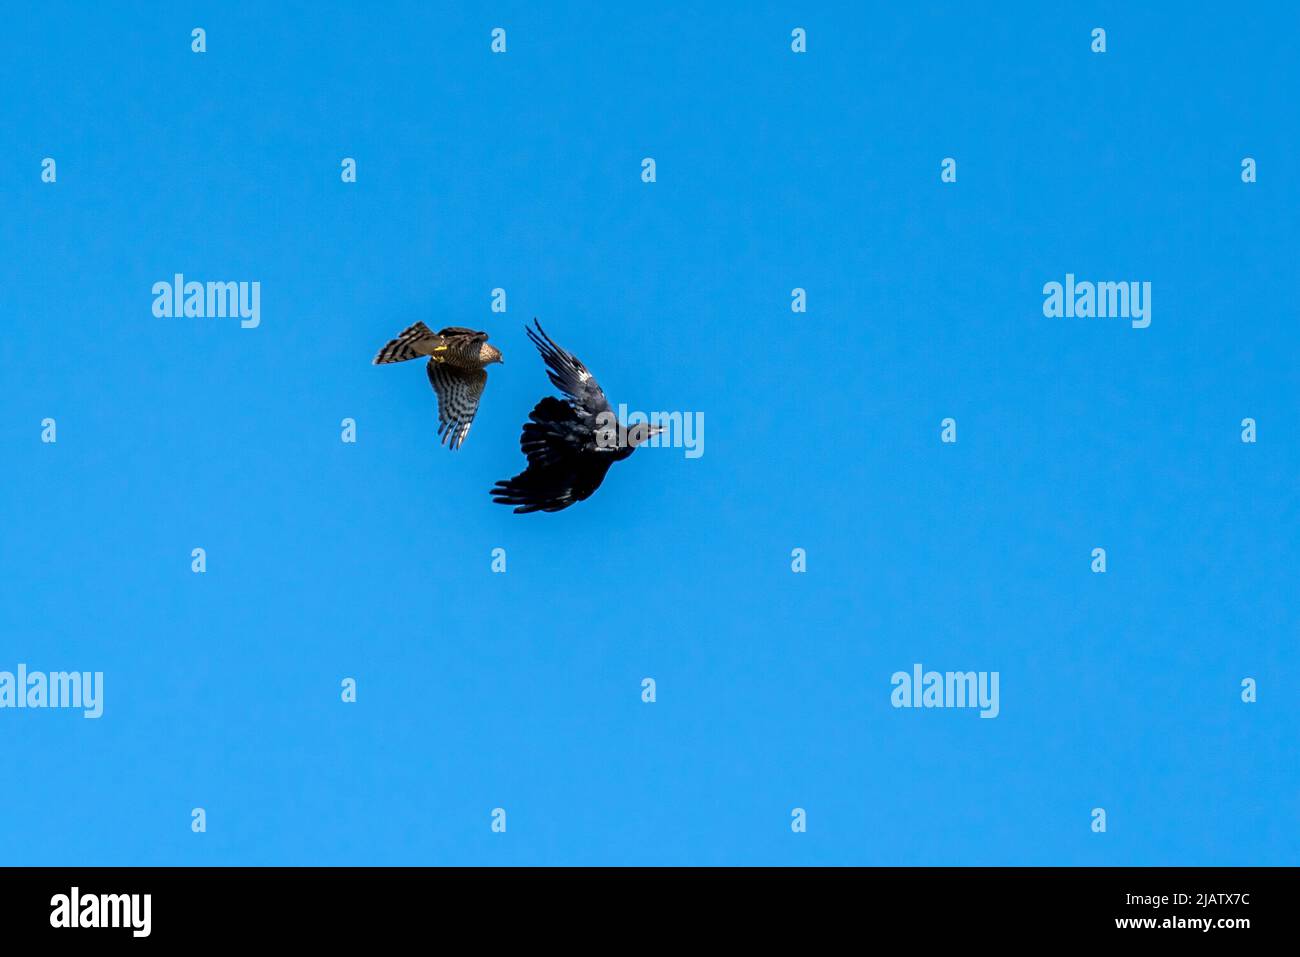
[492,320,663,513]
[373,322,503,449]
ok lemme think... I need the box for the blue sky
[1,2,1296,865]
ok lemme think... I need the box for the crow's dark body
[492,322,653,514]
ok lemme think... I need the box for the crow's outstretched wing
[526,320,611,419]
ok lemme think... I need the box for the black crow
[492,320,663,513]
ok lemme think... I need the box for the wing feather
[426,361,488,450]
[374,321,438,364]
[490,397,612,512]
[525,320,610,417]
[437,326,488,341]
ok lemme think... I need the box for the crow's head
[626,422,666,448]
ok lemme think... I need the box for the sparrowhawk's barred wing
[436,326,488,341]
[374,321,438,364]
[427,359,487,450]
